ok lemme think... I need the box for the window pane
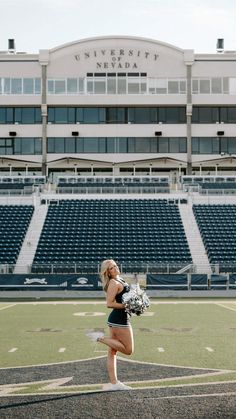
[117,78,126,94]
[169,137,179,153]
[54,138,65,153]
[48,80,54,94]
[14,138,21,154]
[35,78,41,94]
[21,138,34,154]
[55,108,67,123]
[35,138,42,154]
[199,138,212,153]
[67,78,78,93]
[65,137,75,153]
[159,138,169,153]
[21,108,35,123]
[135,138,150,152]
[0,108,5,123]
[128,78,139,94]
[23,79,34,94]
[84,108,99,123]
[228,108,236,123]
[168,81,179,94]
[55,80,66,94]
[212,137,220,153]
[150,138,158,152]
[179,138,187,153]
[11,78,22,94]
[192,80,198,94]
[4,78,11,94]
[228,138,236,153]
[94,79,106,94]
[107,138,115,152]
[84,138,98,152]
[48,108,54,123]
[119,137,128,152]
[212,78,222,93]
[76,138,83,152]
[47,138,54,153]
[199,80,210,93]
[98,138,106,152]
[134,108,150,123]
[192,137,199,154]
[107,78,116,94]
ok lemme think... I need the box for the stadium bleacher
[32,199,192,274]
[193,204,236,273]
[0,205,34,267]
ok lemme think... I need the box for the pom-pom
[122,284,150,316]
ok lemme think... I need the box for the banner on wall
[0,274,100,290]
[146,274,188,290]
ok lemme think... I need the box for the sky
[0,0,236,54]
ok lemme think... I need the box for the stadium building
[1,35,236,179]
[1,36,236,292]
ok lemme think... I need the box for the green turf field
[0,300,235,371]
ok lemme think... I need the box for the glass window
[212,137,220,153]
[34,138,42,154]
[21,138,35,154]
[78,78,84,93]
[68,108,75,123]
[168,81,179,94]
[107,137,115,153]
[127,78,139,94]
[179,138,187,153]
[192,80,199,94]
[48,80,54,94]
[48,108,54,123]
[11,78,22,94]
[55,108,67,123]
[199,137,212,154]
[65,137,75,153]
[47,138,54,153]
[156,79,167,94]
[23,78,34,94]
[35,108,42,123]
[94,79,106,94]
[169,137,179,153]
[228,107,236,123]
[84,108,99,123]
[119,137,128,152]
[107,78,116,94]
[55,80,66,94]
[159,138,169,153]
[87,80,94,93]
[199,80,210,94]
[4,78,10,94]
[117,78,126,94]
[228,138,236,153]
[76,108,83,123]
[0,108,6,123]
[54,138,65,153]
[84,138,98,152]
[134,108,150,124]
[67,78,78,93]
[21,108,35,123]
[98,138,106,152]
[135,138,150,152]
[14,138,21,154]
[220,137,228,153]
[212,78,222,93]
[192,137,199,154]
[76,138,83,152]
[0,78,2,94]
[150,138,158,152]
[35,78,41,94]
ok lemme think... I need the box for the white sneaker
[86,331,104,342]
[103,381,132,391]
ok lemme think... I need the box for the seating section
[193,204,236,272]
[0,176,46,195]
[56,176,170,194]
[0,205,34,265]
[32,199,191,273]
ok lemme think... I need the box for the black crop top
[115,277,130,304]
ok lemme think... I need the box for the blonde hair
[100,259,116,292]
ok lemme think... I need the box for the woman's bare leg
[99,326,134,356]
[107,328,118,384]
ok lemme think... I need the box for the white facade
[0,36,236,178]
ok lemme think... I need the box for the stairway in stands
[14,205,48,274]
[178,203,212,274]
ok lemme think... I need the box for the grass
[0,300,236,371]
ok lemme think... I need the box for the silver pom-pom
[122,284,150,316]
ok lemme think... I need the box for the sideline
[0,304,16,311]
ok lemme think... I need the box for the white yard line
[157,347,165,352]
[58,348,66,353]
[205,347,214,352]
[0,304,16,311]
[8,348,18,353]
[216,303,236,313]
